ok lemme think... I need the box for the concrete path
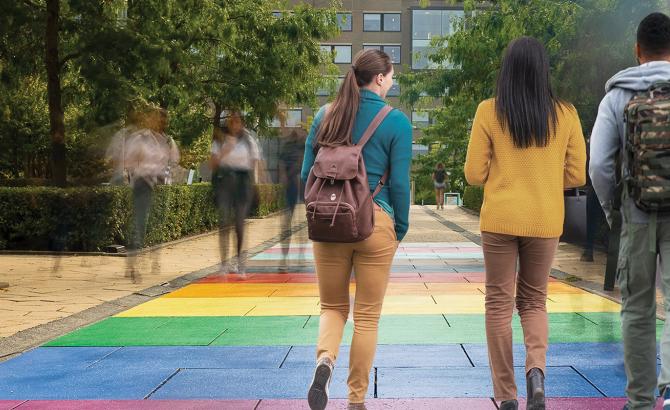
[0,205,661,408]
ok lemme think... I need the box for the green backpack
[624,81,670,212]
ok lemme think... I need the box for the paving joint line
[278,345,293,369]
[0,220,308,362]
[208,328,228,346]
[575,312,599,326]
[570,365,608,397]
[85,346,123,369]
[441,314,451,327]
[460,344,476,367]
[144,368,181,399]
[9,400,28,410]
[373,367,379,398]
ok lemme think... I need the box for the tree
[400,0,666,198]
[0,0,339,184]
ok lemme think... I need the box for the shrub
[462,185,484,213]
[0,183,285,252]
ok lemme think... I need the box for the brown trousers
[313,208,398,403]
[481,231,559,401]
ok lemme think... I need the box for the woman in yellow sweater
[464,37,586,410]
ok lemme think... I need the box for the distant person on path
[210,111,262,277]
[301,49,412,410]
[433,163,448,210]
[124,107,180,282]
[278,123,305,272]
[464,37,586,410]
[590,13,670,410]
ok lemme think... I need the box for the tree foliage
[400,0,667,196]
[0,0,339,183]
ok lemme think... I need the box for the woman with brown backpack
[301,49,412,410]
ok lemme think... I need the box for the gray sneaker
[308,356,334,410]
[347,403,367,410]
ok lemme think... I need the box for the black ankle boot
[500,399,518,410]
[526,368,545,410]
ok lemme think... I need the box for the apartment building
[263,0,465,181]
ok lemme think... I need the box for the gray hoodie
[589,61,670,224]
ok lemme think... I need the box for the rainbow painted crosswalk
[0,242,661,409]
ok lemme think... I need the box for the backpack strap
[359,106,393,199]
[357,105,393,148]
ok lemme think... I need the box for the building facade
[263,0,465,182]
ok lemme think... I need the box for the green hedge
[0,183,285,252]
[462,186,484,213]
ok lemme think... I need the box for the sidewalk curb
[0,220,307,363]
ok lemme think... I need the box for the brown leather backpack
[304,105,393,243]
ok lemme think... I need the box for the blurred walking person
[464,37,586,410]
[210,111,262,277]
[124,107,180,282]
[302,49,412,410]
[278,122,305,272]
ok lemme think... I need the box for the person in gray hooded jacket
[590,12,670,410]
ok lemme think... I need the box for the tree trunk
[46,0,66,187]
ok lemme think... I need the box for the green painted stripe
[45,313,662,347]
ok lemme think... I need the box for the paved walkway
[0,206,662,409]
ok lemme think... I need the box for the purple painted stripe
[256,398,497,409]
[13,401,258,410]
[0,401,26,410]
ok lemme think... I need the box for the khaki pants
[481,232,559,401]
[313,208,398,403]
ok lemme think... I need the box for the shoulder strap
[357,105,393,148]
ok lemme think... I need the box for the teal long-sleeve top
[300,89,413,241]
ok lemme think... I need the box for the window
[321,44,352,64]
[383,13,401,31]
[363,45,401,64]
[316,76,345,96]
[337,12,352,31]
[412,110,431,128]
[364,13,381,31]
[271,109,302,128]
[364,13,401,32]
[272,11,282,18]
[388,83,400,97]
[412,9,464,69]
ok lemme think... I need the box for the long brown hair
[316,49,392,147]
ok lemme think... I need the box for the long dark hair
[495,37,563,148]
[316,49,392,147]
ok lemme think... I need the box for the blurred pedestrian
[124,107,180,282]
[210,111,262,277]
[278,121,305,272]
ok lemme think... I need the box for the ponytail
[316,49,392,147]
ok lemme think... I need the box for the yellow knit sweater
[464,98,587,238]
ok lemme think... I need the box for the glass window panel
[412,10,442,40]
[412,39,432,69]
[383,13,401,32]
[412,111,430,128]
[272,110,302,127]
[333,45,352,64]
[383,46,401,64]
[363,45,382,50]
[320,45,331,54]
[364,13,381,31]
[388,83,400,97]
[272,11,282,18]
[337,12,352,31]
[442,10,464,35]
